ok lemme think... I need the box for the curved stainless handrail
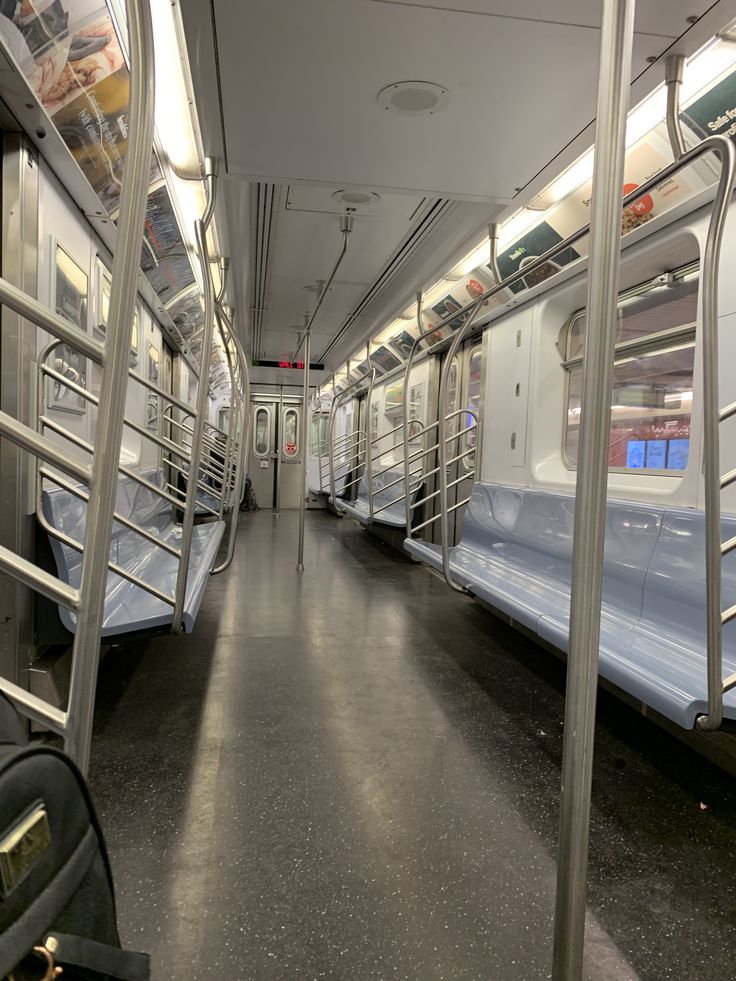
[401,295,483,542]
[211,296,251,576]
[435,298,484,590]
[173,161,219,632]
[67,0,155,771]
[327,371,374,507]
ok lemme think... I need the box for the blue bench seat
[42,468,225,638]
[310,464,350,499]
[405,482,736,729]
[339,468,422,528]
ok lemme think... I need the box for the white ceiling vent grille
[249,182,279,359]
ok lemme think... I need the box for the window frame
[95,257,140,361]
[561,262,699,475]
[311,411,330,455]
[282,406,300,459]
[463,345,483,472]
[253,404,272,458]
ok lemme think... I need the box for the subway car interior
[4,0,736,978]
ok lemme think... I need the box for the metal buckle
[5,937,63,981]
[31,940,63,981]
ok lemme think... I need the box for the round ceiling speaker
[331,190,380,206]
[377,80,450,116]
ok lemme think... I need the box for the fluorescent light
[376,319,404,344]
[625,88,667,149]
[449,240,491,279]
[681,39,736,104]
[527,149,594,210]
[497,209,541,250]
[623,38,736,152]
[150,0,201,174]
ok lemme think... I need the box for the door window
[283,407,299,457]
[253,406,271,457]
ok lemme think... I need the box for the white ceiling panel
[251,184,433,360]
[364,0,712,37]
[213,0,699,200]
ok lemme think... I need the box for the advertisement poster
[0,1,133,213]
[455,267,504,314]
[141,185,196,305]
[350,359,370,377]
[388,329,418,359]
[168,288,205,356]
[683,69,736,143]
[370,345,401,374]
[496,221,580,295]
[546,130,701,257]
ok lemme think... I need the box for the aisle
[88,510,736,981]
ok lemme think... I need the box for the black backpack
[0,694,150,980]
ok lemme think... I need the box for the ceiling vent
[249,182,279,359]
[377,81,450,116]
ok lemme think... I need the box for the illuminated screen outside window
[564,268,697,473]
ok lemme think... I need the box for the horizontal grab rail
[39,416,187,511]
[411,470,476,512]
[0,542,79,611]
[412,496,472,534]
[0,411,91,484]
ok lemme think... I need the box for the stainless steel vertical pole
[275,385,282,516]
[297,326,311,570]
[551,1,635,977]
[65,0,155,773]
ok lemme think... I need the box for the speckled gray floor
[87,510,736,981]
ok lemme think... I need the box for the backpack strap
[47,933,150,980]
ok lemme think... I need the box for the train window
[253,406,271,457]
[565,272,698,360]
[445,357,457,418]
[97,262,140,358]
[464,348,482,470]
[311,413,329,454]
[407,382,424,445]
[218,408,230,434]
[563,267,698,472]
[283,407,299,457]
